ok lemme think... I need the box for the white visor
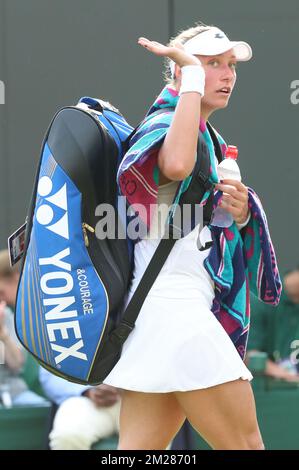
[170,27,252,77]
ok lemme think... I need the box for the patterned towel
[117,85,281,358]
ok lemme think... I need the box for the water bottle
[211,145,241,228]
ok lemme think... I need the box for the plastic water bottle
[211,145,241,228]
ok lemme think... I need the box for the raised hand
[138,37,202,69]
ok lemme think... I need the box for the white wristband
[179,64,205,97]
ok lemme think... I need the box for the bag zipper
[82,222,95,247]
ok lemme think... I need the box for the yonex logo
[39,248,88,365]
[36,176,69,239]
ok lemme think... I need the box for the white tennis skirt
[103,226,253,392]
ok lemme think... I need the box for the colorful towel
[117,85,281,358]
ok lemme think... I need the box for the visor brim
[186,41,252,61]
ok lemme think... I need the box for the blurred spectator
[39,367,121,450]
[247,268,299,382]
[0,249,46,405]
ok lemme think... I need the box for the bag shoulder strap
[206,121,224,164]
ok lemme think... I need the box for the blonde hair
[163,21,214,85]
[0,249,19,279]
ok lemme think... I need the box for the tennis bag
[15,97,137,384]
[15,97,222,385]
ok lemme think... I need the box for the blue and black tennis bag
[15,96,222,385]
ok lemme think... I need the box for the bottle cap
[226,145,238,160]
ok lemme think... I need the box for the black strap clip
[196,170,214,192]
